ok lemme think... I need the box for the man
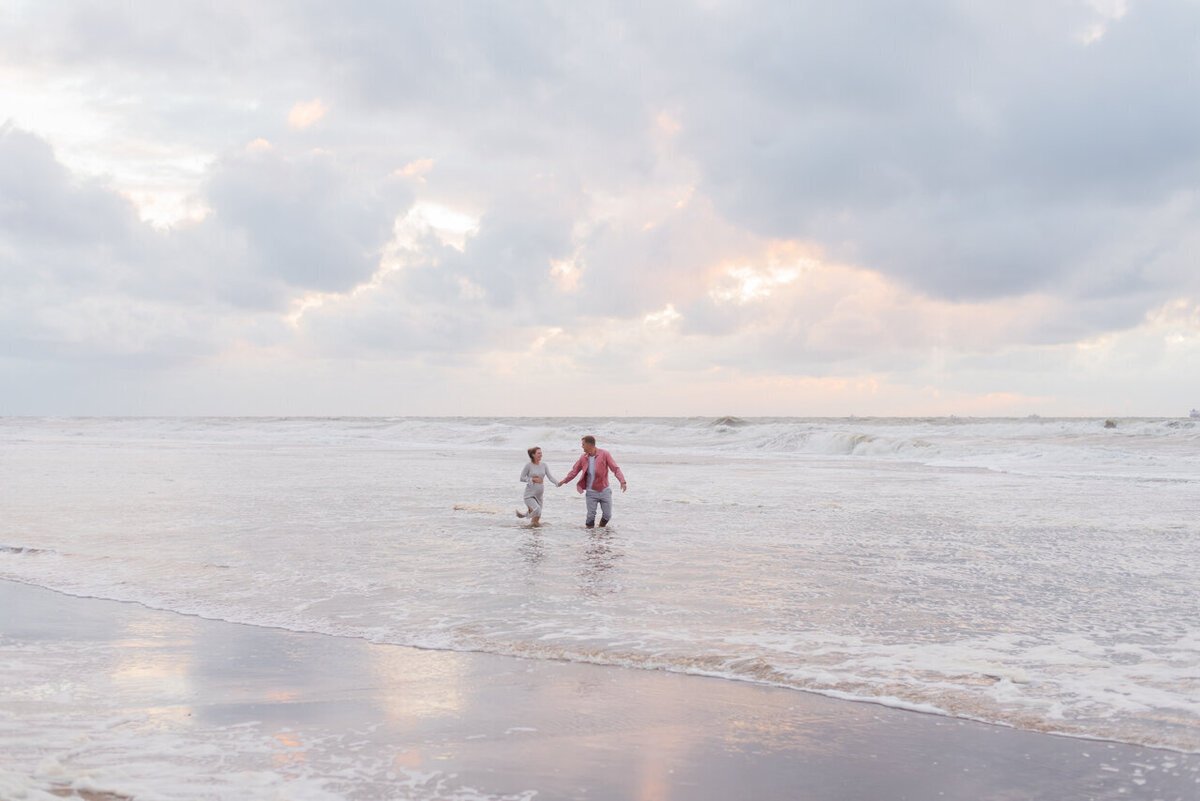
[558,435,627,528]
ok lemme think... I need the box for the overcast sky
[2,0,1198,416]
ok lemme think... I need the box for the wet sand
[1,579,1196,800]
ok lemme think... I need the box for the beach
[2,416,1198,798]
[2,579,1197,800]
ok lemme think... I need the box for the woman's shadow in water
[519,531,546,569]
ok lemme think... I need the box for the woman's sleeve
[545,466,560,485]
[519,463,532,483]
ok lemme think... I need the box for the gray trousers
[584,487,612,526]
[523,488,544,518]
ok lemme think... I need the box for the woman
[517,446,559,527]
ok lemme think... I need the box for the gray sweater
[519,462,559,497]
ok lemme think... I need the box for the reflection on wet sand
[108,616,196,724]
[366,645,468,724]
[6,581,1199,801]
[270,730,307,773]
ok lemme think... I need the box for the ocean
[1,416,1198,770]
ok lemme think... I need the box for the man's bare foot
[531,517,541,527]
[599,519,608,527]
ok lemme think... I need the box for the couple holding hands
[517,435,626,528]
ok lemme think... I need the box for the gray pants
[523,489,544,518]
[585,487,612,527]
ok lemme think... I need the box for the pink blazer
[564,449,626,493]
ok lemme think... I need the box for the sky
[2,0,1199,417]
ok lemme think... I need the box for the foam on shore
[2,580,1197,801]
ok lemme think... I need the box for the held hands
[551,479,626,490]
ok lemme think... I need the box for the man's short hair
[582,435,596,446]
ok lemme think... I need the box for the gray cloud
[661,1,1200,305]
[201,148,406,299]
[0,124,413,368]
[2,1,1199,413]
[0,125,149,283]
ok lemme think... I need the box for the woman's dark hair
[527,446,540,461]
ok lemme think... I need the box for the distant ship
[1192,409,1200,419]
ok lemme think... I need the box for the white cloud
[549,257,583,291]
[643,304,681,329]
[1076,0,1129,44]
[709,264,801,305]
[394,158,434,182]
[393,202,480,253]
[287,98,328,129]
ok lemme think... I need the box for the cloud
[1077,0,1129,44]
[287,99,328,129]
[198,145,410,302]
[0,125,138,255]
[658,0,1200,305]
[2,1,1200,415]
[0,124,411,367]
[395,158,434,182]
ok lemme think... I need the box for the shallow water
[2,416,1198,752]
